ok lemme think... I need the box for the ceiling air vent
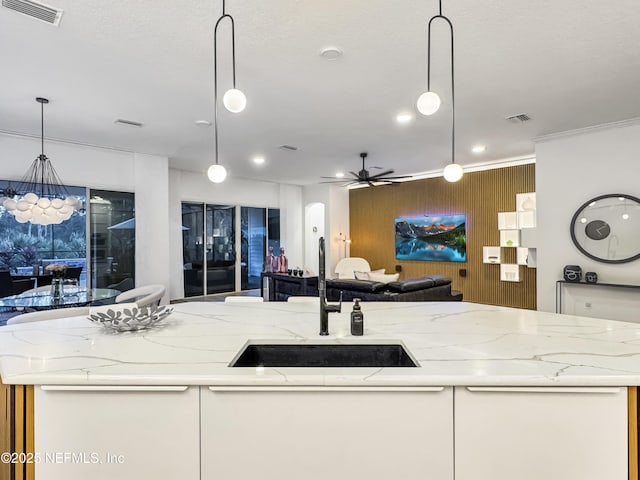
[505,113,532,123]
[114,119,144,128]
[278,145,298,151]
[2,0,63,26]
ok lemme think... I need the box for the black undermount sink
[231,343,418,368]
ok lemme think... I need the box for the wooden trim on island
[630,386,638,480]
[0,377,35,480]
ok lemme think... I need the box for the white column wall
[133,153,171,302]
[535,121,640,317]
[279,184,304,271]
[303,184,350,278]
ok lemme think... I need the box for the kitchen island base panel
[455,386,628,480]
[34,385,199,480]
[201,386,454,480]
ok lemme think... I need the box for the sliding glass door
[241,207,266,290]
[89,190,135,289]
[205,205,235,294]
[182,202,279,297]
[181,203,205,297]
[182,203,236,297]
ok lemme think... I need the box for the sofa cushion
[354,269,385,280]
[366,272,400,283]
[387,275,452,293]
[325,279,388,293]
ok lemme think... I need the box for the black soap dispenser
[350,298,364,336]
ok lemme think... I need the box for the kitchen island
[1,301,639,479]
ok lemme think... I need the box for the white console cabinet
[201,386,454,480]
[34,386,200,480]
[454,386,627,480]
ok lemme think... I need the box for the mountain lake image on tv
[395,214,466,262]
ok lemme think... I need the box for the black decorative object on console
[563,265,582,283]
[585,272,598,284]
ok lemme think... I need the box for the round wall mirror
[570,193,640,264]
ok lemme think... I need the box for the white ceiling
[1,0,639,185]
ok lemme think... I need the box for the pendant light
[1,97,81,224]
[208,0,246,183]
[417,0,464,182]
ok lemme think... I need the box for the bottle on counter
[350,298,364,336]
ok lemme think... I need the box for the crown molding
[534,117,640,143]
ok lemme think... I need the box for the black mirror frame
[570,193,640,264]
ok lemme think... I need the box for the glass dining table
[0,288,121,311]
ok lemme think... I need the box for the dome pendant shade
[416,91,441,115]
[443,163,464,182]
[223,88,246,113]
[207,164,228,183]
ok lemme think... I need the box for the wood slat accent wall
[349,164,536,309]
[0,377,35,480]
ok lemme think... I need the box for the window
[0,180,87,284]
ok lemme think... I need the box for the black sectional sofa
[325,274,462,302]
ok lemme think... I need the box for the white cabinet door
[35,385,199,480]
[455,386,628,480]
[201,386,454,480]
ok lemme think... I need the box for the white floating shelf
[517,210,536,229]
[483,246,501,264]
[516,247,529,266]
[500,230,520,247]
[500,264,521,282]
[498,212,519,230]
[516,192,536,212]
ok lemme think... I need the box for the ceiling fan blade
[373,174,413,180]
[348,171,360,178]
[368,170,395,179]
[320,176,347,179]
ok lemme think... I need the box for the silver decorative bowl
[88,305,173,332]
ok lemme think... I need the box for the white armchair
[334,257,371,279]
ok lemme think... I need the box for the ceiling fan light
[443,163,464,182]
[416,91,441,115]
[223,89,246,113]
[207,164,227,183]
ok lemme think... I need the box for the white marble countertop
[2,301,640,386]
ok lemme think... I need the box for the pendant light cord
[213,0,238,165]
[426,0,455,165]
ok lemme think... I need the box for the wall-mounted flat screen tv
[395,214,466,262]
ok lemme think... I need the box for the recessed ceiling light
[253,156,265,165]
[472,145,486,154]
[320,46,343,60]
[195,120,212,126]
[336,172,345,178]
[396,113,413,124]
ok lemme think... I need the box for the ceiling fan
[320,152,412,187]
